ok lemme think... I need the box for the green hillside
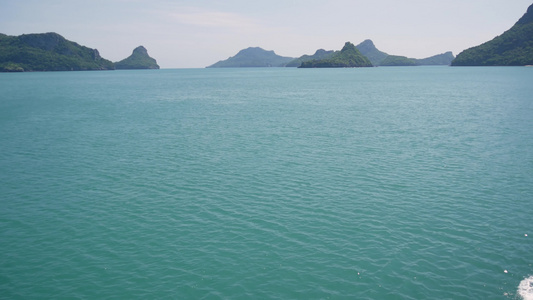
[0,32,114,72]
[452,3,533,66]
[380,55,418,66]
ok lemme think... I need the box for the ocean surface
[1,67,532,299]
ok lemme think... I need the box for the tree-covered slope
[299,42,373,68]
[452,3,533,66]
[379,55,418,66]
[0,32,114,72]
[115,46,159,69]
[285,49,336,67]
[207,47,294,67]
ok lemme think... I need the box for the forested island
[298,42,373,68]
[452,3,533,66]
[115,46,160,70]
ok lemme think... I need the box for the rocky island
[115,46,159,69]
[0,32,114,72]
[299,42,373,68]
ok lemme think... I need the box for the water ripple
[1,68,532,299]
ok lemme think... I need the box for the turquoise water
[1,67,532,299]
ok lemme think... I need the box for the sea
[0,66,532,299]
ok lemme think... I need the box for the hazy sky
[1,0,531,68]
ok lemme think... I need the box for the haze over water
[1,67,532,299]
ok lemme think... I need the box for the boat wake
[518,276,533,300]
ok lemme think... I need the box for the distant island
[206,47,294,68]
[115,46,160,70]
[452,3,533,66]
[0,32,114,72]
[299,42,373,68]
[4,4,532,73]
[217,39,454,68]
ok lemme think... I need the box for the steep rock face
[115,46,160,69]
[299,42,373,68]
[206,47,294,67]
[0,32,114,72]
[452,3,533,66]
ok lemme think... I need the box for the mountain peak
[355,39,388,65]
[132,46,148,56]
[356,40,379,53]
[235,47,279,57]
[359,39,376,48]
[313,49,329,55]
[341,42,357,52]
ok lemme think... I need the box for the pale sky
[1,0,531,68]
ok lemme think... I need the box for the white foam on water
[518,276,533,300]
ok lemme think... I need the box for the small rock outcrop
[115,46,160,69]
